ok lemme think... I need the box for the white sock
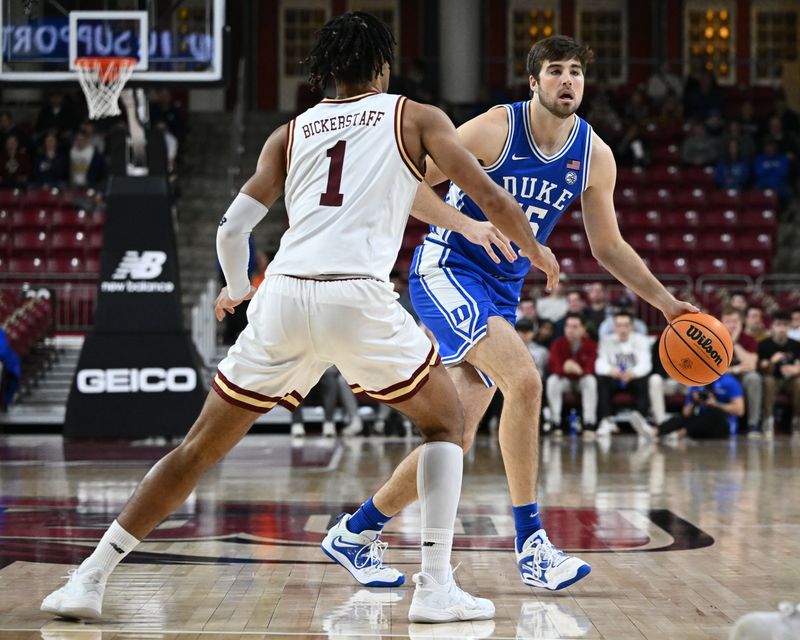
[79,520,140,576]
[417,441,462,584]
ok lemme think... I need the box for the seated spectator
[629,373,744,441]
[719,120,756,161]
[536,280,568,323]
[554,289,592,337]
[681,121,719,166]
[729,291,749,314]
[654,91,684,129]
[545,313,598,439]
[535,319,555,351]
[35,92,80,142]
[737,100,761,141]
[648,333,687,426]
[764,115,799,160]
[586,89,622,144]
[516,319,548,377]
[80,120,106,154]
[772,99,800,137]
[150,89,186,147]
[714,139,750,190]
[789,307,800,342]
[720,306,763,438]
[69,130,106,188]
[595,312,653,435]
[744,305,769,342]
[31,132,68,186]
[0,110,27,151]
[753,138,792,203]
[683,68,722,123]
[598,296,647,338]
[0,134,31,188]
[616,123,650,167]
[758,311,800,436]
[624,89,650,124]
[646,61,683,105]
[584,282,609,339]
[516,297,537,324]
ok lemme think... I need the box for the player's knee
[177,439,224,472]
[504,367,542,400]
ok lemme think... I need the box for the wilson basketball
[658,313,734,386]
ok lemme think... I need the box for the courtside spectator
[554,290,592,337]
[0,134,31,188]
[754,139,792,203]
[648,334,686,426]
[714,139,750,190]
[536,280,569,323]
[721,307,763,438]
[31,132,68,186]
[596,312,653,435]
[598,296,647,338]
[517,297,537,324]
[758,311,800,436]
[681,121,719,166]
[516,319,548,377]
[546,313,598,439]
[744,305,769,342]
[585,282,610,339]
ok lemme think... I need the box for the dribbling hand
[214,286,256,321]
[661,299,700,323]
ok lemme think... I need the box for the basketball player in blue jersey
[328,35,698,591]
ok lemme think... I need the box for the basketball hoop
[75,57,137,120]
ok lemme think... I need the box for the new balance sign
[101,251,175,293]
[77,367,198,394]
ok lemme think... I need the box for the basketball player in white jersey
[41,13,559,624]
[330,36,698,592]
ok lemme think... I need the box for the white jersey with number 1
[268,91,423,281]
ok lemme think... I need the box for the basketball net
[75,57,136,120]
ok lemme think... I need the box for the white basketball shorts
[212,275,440,413]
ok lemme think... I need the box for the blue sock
[513,502,542,553]
[346,497,391,534]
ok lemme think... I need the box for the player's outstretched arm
[215,124,288,320]
[406,101,559,288]
[581,135,697,322]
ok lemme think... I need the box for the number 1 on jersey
[320,140,346,207]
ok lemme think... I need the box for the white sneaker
[596,418,619,436]
[40,567,106,620]
[322,421,337,437]
[290,422,306,438]
[516,529,591,590]
[581,430,596,442]
[408,570,495,623]
[730,601,800,640]
[321,514,404,587]
[628,411,657,440]
[762,417,775,441]
[342,416,363,436]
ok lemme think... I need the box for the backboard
[0,0,225,84]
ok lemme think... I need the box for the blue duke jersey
[409,101,593,379]
[422,101,593,280]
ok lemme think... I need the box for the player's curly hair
[305,12,395,91]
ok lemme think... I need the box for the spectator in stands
[765,115,799,161]
[536,280,568,323]
[744,305,769,342]
[586,89,622,144]
[721,306,763,438]
[598,296,647,338]
[719,120,756,162]
[69,130,106,189]
[714,139,751,190]
[629,373,744,441]
[681,121,719,166]
[585,282,610,339]
[616,123,650,168]
[80,120,106,154]
[772,99,800,137]
[535,319,556,350]
[683,68,722,123]
[31,132,68,186]
[0,134,31,188]
[516,318,548,377]
[35,92,80,142]
[546,313,598,439]
[517,297,537,323]
[646,61,683,105]
[0,111,26,150]
[595,312,653,436]
[738,100,761,141]
[758,311,800,436]
[654,91,684,129]
[729,292,749,314]
[554,289,594,338]
[753,138,792,203]
[624,89,650,124]
[150,89,186,147]
[789,307,800,342]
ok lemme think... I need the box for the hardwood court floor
[1,432,799,639]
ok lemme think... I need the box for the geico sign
[77,368,197,394]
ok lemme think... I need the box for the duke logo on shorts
[409,101,593,384]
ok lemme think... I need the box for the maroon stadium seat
[11,208,49,229]
[51,208,91,230]
[11,229,49,253]
[699,231,736,252]
[622,209,662,229]
[47,255,86,274]
[709,189,741,207]
[740,208,777,230]
[742,190,777,208]
[663,231,698,253]
[654,256,691,274]
[0,209,10,229]
[561,209,582,229]
[23,187,61,208]
[682,165,715,186]
[697,256,730,274]
[50,229,88,252]
[648,165,682,186]
[703,209,739,227]
[0,189,23,207]
[730,257,767,276]
[88,230,104,252]
[674,188,709,208]
[86,255,101,273]
[9,254,47,274]
[663,210,699,229]
[626,231,661,252]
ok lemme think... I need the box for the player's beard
[535,86,580,119]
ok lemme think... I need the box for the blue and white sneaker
[321,513,404,587]
[516,529,591,590]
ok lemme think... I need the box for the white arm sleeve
[216,192,269,301]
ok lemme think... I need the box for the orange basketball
[658,312,734,386]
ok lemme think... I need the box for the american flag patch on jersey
[566,159,581,170]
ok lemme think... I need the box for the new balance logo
[110,542,125,554]
[112,251,167,280]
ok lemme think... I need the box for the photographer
[629,373,744,440]
[758,311,800,436]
